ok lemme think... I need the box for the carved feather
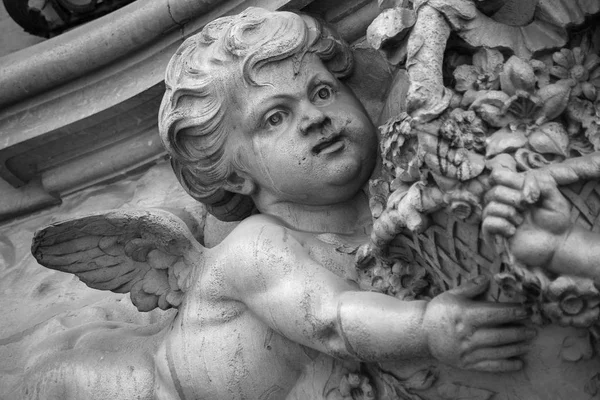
[31,208,204,312]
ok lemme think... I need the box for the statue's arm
[219,220,532,372]
[220,221,430,362]
[552,226,600,282]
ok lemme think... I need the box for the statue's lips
[312,134,345,155]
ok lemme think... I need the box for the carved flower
[542,276,600,328]
[338,372,375,400]
[368,179,391,219]
[549,47,600,102]
[379,113,421,189]
[440,108,488,153]
[495,272,526,301]
[566,97,600,151]
[470,56,572,128]
[388,261,436,300]
[453,48,504,93]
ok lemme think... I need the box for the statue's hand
[422,277,534,372]
[482,169,572,274]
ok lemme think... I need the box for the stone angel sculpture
[23,7,542,400]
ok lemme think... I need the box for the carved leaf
[485,127,527,158]
[495,273,522,300]
[485,153,517,172]
[584,53,600,72]
[566,98,600,150]
[470,90,514,127]
[530,59,550,88]
[589,66,600,88]
[403,368,438,391]
[399,156,423,185]
[553,49,572,68]
[437,382,495,400]
[568,134,594,156]
[474,0,506,15]
[515,148,551,170]
[473,48,504,77]
[584,373,600,396]
[417,0,477,28]
[419,131,486,181]
[454,64,478,93]
[527,122,569,157]
[586,123,600,151]
[536,82,572,122]
[500,56,536,96]
[336,245,359,255]
[409,87,454,122]
[582,82,597,101]
[377,371,424,400]
[367,7,416,51]
[369,179,391,219]
[560,331,594,362]
[567,97,595,123]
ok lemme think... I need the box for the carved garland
[360,0,600,330]
[345,2,600,397]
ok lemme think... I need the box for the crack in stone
[166,0,185,29]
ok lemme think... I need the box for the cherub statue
[25,7,534,400]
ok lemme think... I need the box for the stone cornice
[0,0,222,108]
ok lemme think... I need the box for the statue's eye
[317,87,331,100]
[267,112,283,126]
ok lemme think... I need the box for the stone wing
[31,208,204,311]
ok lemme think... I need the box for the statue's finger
[463,342,530,365]
[481,216,517,239]
[469,326,536,348]
[490,170,524,190]
[467,303,529,327]
[482,202,524,226]
[522,173,542,205]
[447,276,489,298]
[484,186,526,210]
[467,358,524,372]
[536,173,569,210]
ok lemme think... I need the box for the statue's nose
[298,103,330,135]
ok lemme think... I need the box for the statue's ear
[223,171,256,196]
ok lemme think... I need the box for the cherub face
[227,53,378,206]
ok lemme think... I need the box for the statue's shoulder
[225,214,295,241]
[218,213,308,263]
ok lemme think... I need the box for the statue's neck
[255,190,372,235]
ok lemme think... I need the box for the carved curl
[158,7,354,221]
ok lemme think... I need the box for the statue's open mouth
[312,134,345,155]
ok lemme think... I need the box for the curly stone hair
[158,7,354,221]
